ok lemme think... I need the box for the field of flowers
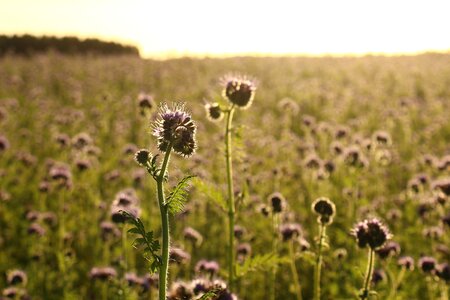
[0,53,449,300]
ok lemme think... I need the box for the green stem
[289,240,303,300]
[157,144,173,300]
[388,266,405,300]
[270,214,279,300]
[361,249,375,300]
[314,224,326,300]
[225,105,236,289]
[121,224,128,299]
[440,281,448,300]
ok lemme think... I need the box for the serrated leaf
[127,228,141,234]
[166,175,196,214]
[121,210,162,273]
[193,178,227,210]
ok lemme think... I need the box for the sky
[1,0,450,58]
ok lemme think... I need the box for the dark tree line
[0,35,140,56]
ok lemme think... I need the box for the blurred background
[1,1,449,300]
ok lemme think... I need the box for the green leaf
[197,289,220,300]
[166,175,196,214]
[127,228,141,234]
[235,253,288,278]
[193,178,227,211]
[121,210,162,273]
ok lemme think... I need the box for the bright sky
[1,0,450,58]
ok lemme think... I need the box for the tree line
[0,35,140,56]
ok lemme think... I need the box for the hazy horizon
[2,0,450,59]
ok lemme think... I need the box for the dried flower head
[153,103,197,157]
[351,218,392,250]
[222,74,256,109]
[311,197,336,225]
[205,102,224,121]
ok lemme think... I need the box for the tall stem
[314,224,326,300]
[270,214,279,300]
[288,240,303,300]
[361,249,375,300]
[225,105,236,289]
[121,224,128,299]
[157,144,172,300]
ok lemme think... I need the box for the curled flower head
[397,256,414,270]
[195,259,220,275]
[134,149,152,166]
[351,218,392,250]
[7,270,27,286]
[436,263,450,282]
[169,247,191,264]
[311,197,336,225]
[376,241,401,259]
[222,74,257,109]
[153,103,197,157]
[183,227,203,246]
[280,223,302,241]
[89,267,117,281]
[205,102,224,121]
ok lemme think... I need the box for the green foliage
[197,289,220,300]
[193,178,227,210]
[166,175,196,214]
[122,211,162,273]
[235,253,289,278]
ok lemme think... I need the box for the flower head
[376,241,401,259]
[268,192,286,214]
[418,256,436,274]
[7,270,27,286]
[280,223,303,241]
[205,102,224,121]
[222,75,256,109]
[351,218,392,250]
[436,263,450,282]
[397,256,414,270]
[311,197,336,225]
[153,103,197,157]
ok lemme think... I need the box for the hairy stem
[225,105,236,289]
[157,144,173,300]
[288,240,303,300]
[314,224,326,300]
[361,249,375,300]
